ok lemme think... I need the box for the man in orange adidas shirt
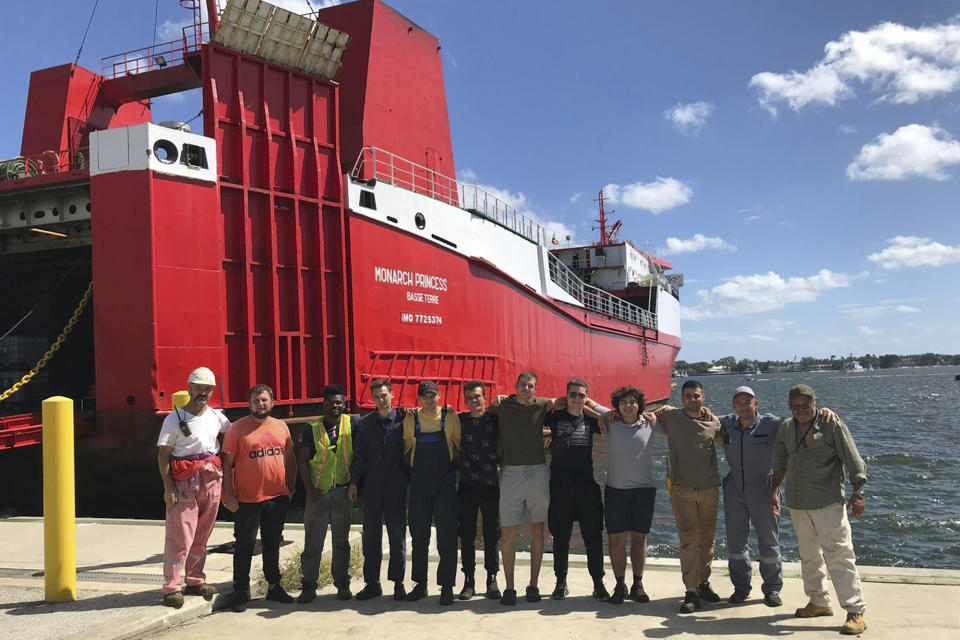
[221,385,297,612]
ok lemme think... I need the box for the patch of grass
[255,539,363,593]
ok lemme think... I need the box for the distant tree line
[674,353,960,375]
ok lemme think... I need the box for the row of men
[156,367,868,635]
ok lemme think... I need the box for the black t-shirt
[546,410,600,474]
[458,411,499,487]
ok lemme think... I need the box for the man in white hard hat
[156,366,232,608]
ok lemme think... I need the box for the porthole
[153,139,178,164]
[415,212,426,230]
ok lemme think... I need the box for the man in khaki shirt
[771,384,867,635]
[654,380,723,614]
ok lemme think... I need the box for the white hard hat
[187,367,216,386]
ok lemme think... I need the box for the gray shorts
[499,464,550,527]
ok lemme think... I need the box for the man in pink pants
[157,367,232,608]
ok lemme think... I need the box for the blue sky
[3,1,959,362]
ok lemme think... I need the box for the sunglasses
[568,391,586,399]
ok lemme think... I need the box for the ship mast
[593,189,622,246]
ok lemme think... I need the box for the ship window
[69,205,77,215]
[180,144,208,169]
[359,190,376,210]
[153,139,178,164]
[415,212,426,230]
[595,247,605,257]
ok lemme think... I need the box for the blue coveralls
[720,412,784,596]
[350,409,407,585]
[408,409,459,588]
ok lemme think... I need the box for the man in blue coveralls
[719,385,836,607]
[348,379,408,601]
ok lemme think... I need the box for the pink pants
[163,464,223,594]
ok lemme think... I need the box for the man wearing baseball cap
[771,384,868,635]
[720,386,838,608]
[719,386,785,607]
[402,381,462,605]
[156,367,232,608]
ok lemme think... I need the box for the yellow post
[42,396,77,602]
[172,390,190,409]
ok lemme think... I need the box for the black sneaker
[406,583,428,601]
[230,590,250,613]
[501,588,517,606]
[393,582,406,601]
[551,579,568,600]
[355,582,382,601]
[593,583,610,601]
[629,580,650,603]
[266,584,294,604]
[485,573,501,600]
[297,587,317,604]
[697,581,720,603]
[525,585,541,603]
[458,575,475,600]
[679,591,701,614]
[764,591,783,607]
[729,590,749,604]
[609,583,627,605]
[162,592,184,609]
[439,586,455,606]
[336,585,353,601]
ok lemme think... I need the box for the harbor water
[585,365,960,570]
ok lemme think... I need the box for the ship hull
[346,213,680,409]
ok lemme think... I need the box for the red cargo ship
[0,0,681,510]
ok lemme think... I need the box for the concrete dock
[0,517,957,640]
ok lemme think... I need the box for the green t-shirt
[491,395,550,466]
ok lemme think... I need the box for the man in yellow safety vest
[296,384,354,603]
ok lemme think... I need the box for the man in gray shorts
[488,370,553,605]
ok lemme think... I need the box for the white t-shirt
[157,406,231,457]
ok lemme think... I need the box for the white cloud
[859,326,881,336]
[604,178,692,214]
[664,101,714,135]
[682,269,853,321]
[662,234,736,255]
[755,318,796,332]
[457,167,478,182]
[157,18,192,42]
[747,334,777,342]
[569,192,582,204]
[868,235,960,268]
[847,124,960,181]
[842,303,921,318]
[839,125,858,134]
[750,20,960,116]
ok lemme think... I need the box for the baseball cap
[732,386,755,399]
[418,380,440,396]
[187,366,216,386]
[788,384,815,400]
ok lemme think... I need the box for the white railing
[350,146,545,245]
[548,253,657,329]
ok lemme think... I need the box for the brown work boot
[161,591,184,608]
[795,602,834,618]
[183,583,218,600]
[840,612,867,635]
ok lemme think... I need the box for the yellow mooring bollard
[172,390,190,409]
[42,396,77,602]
